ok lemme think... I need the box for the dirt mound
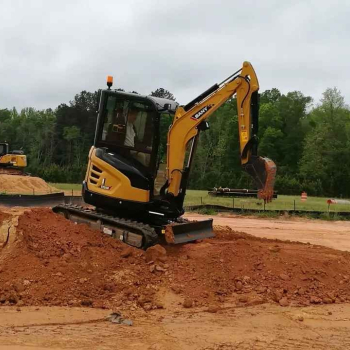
[0,209,158,310]
[167,227,350,307]
[1,209,350,311]
[0,175,59,194]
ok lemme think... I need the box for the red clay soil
[167,227,350,307]
[0,209,350,311]
[0,211,10,223]
[0,209,158,310]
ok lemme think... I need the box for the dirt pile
[0,174,59,194]
[1,209,350,311]
[167,226,350,307]
[0,209,159,310]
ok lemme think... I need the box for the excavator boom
[166,61,276,203]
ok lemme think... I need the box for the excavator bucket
[164,219,214,244]
[243,156,277,203]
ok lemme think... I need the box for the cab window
[99,96,156,168]
[0,144,6,155]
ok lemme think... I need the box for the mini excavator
[0,142,27,175]
[53,61,276,248]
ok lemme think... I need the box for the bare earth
[2,304,350,350]
[2,211,350,350]
[186,212,350,251]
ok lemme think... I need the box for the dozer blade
[164,219,214,244]
[0,168,24,176]
[243,156,277,203]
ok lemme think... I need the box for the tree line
[190,87,350,197]
[0,86,349,197]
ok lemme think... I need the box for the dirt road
[2,210,350,349]
[2,303,350,350]
[186,213,350,251]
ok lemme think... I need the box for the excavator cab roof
[105,90,179,113]
[147,96,178,113]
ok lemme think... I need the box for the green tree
[277,91,312,173]
[260,88,281,104]
[150,88,176,101]
[299,88,350,196]
[55,90,98,166]
[63,126,81,165]
[0,109,11,123]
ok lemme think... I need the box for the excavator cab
[87,90,176,203]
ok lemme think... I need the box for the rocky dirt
[0,210,10,223]
[1,208,350,349]
[0,209,157,311]
[1,208,350,310]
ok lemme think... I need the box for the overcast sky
[0,0,349,110]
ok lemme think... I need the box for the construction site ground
[1,208,350,349]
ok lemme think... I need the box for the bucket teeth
[243,156,277,203]
[257,157,276,203]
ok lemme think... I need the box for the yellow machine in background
[54,61,276,248]
[0,143,27,175]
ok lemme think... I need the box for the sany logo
[191,104,214,120]
[100,178,111,190]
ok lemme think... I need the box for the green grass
[50,184,349,213]
[51,183,82,191]
[185,190,350,213]
[49,183,82,195]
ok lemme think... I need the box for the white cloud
[0,0,349,109]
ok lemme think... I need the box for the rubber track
[0,168,25,175]
[53,204,158,249]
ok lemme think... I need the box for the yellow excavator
[53,61,276,248]
[0,142,27,175]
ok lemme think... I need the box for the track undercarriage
[0,167,25,175]
[53,204,214,249]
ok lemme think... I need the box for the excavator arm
[166,61,276,203]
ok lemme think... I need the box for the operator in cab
[124,107,138,148]
[124,106,151,168]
